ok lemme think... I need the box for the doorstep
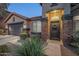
[47,39,63,45]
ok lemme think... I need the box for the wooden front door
[50,21,60,40]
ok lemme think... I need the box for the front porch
[42,9,64,44]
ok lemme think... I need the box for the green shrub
[16,36,45,56]
[0,29,4,35]
[20,32,27,40]
[69,31,79,55]
[0,45,9,53]
[73,31,79,42]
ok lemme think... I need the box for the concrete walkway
[45,42,61,56]
[45,40,77,56]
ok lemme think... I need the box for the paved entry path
[0,35,20,45]
[45,40,77,56]
[45,42,61,56]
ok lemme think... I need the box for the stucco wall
[6,15,26,24]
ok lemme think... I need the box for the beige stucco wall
[6,15,26,24]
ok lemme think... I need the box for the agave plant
[16,36,45,56]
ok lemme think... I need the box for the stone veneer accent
[41,18,48,41]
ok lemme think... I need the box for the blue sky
[8,3,42,18]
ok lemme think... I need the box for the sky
[8,3,42,18]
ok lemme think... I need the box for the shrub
[0,45,9,53]
[69,31,79,55]
[20,32,27,40]
[0,29,4,35]
[73,31,79,42]
[16,36,45,56]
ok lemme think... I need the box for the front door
[50,21,60,40]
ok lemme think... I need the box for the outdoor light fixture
[5,25,8,29]
[51,16,60,21]
[23,24,27,29]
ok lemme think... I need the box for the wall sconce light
[5,25,8,29]
[23,24,27,29]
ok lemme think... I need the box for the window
[75,21,79,31]
[13,17,15,22]
[32,21,41,33]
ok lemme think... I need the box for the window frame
[75,20,79,31]
[32,20,42,33]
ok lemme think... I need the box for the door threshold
[47,39,63,45]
